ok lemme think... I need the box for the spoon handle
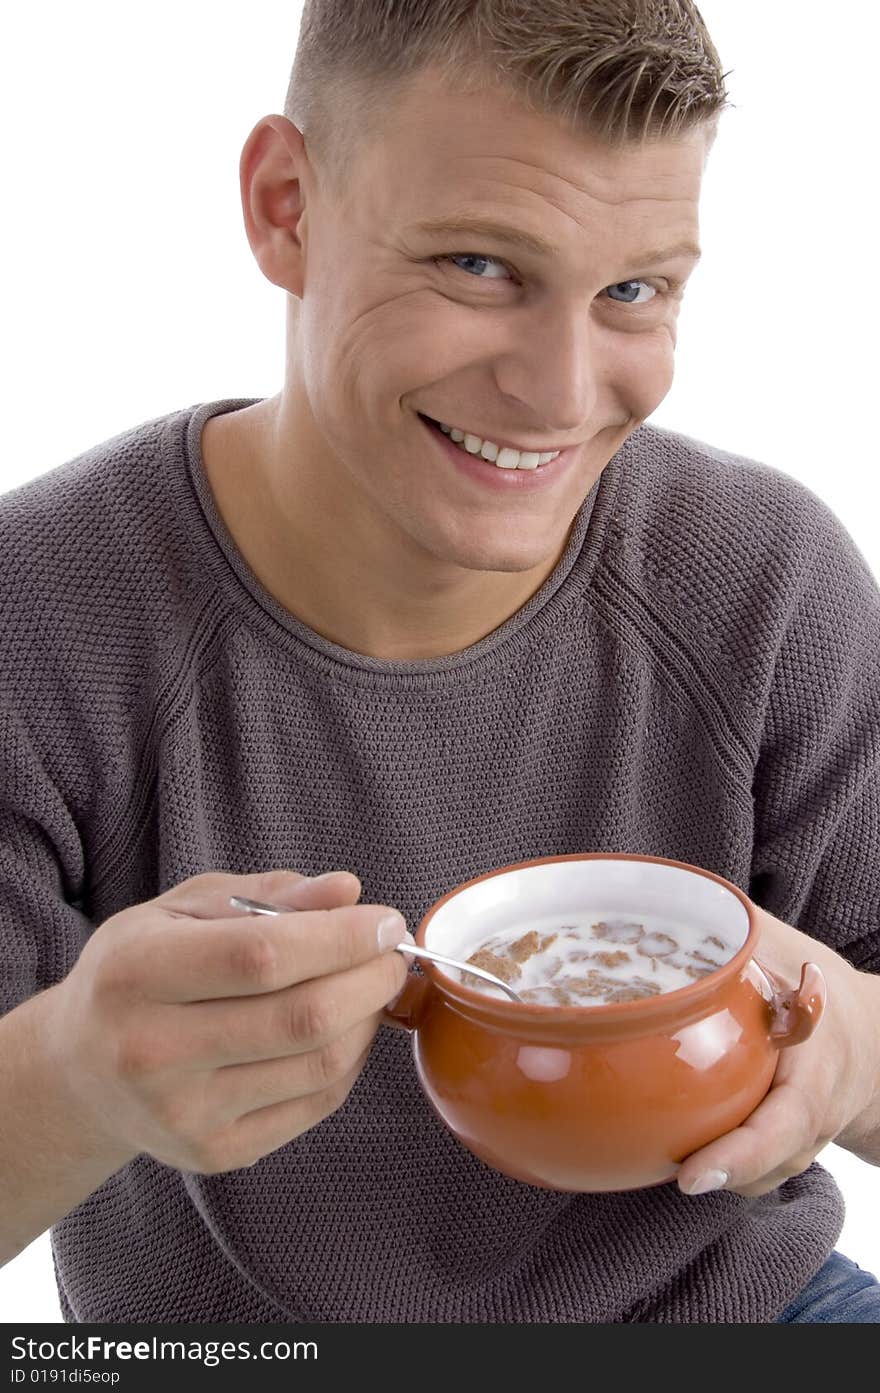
[229,896,522,1002]
[230,896,298,916]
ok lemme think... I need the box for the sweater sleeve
[748,497,880,973]
[0,699,94,1021]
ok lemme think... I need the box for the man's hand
[677,906,880,1196]
[44,868,411,1176]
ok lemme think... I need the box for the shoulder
[0,404,204,745]
[0,404,206,639]
[607,423,874,700]
[0,407,181,580]
[617,421,845,576]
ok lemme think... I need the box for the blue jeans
[777,1251,880,1322]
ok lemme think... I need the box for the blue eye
[605,280,656,305]
[438,253,511,280]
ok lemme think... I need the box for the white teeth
[433,419,561,470]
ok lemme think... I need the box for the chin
[427,529,567,576]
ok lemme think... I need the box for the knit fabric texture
[1,397,878,1323]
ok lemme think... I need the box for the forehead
[351,67,706,247]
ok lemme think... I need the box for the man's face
[290,68,706,576]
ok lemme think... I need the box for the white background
[1,1,877,1322]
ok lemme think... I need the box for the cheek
[613,330,676,415]
[316,292,441,419]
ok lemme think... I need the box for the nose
[494,301,601,438]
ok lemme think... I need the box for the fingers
[162,950,410,1067]
[155,868,362,920]
[123,898,409,1005]
[677,1077,830,1197]
[202,1048,375,1172]
[208,1016,380,1121]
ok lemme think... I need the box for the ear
[238,114,309,297]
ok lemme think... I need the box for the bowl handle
[755,960,827,1048]
[381,971,431,1033]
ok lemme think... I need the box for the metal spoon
[228,895,524,1002]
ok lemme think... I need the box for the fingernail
[680,1168,729,1195]
[377,913,409,951]
[309,872,341,883]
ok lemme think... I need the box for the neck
[200,391,574,661]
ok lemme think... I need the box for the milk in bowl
[459,911,739,1005]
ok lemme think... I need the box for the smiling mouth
[420,412,570,468]
[417,413,562,471]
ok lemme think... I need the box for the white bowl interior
[425,858,750,965]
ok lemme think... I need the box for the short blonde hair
[285,0,732,190]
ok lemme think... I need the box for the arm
[829,966,880,1164]
[0,869,408,1269]
[0,692,409,1272]
[0,986,136,1266]
[679,492,880,1195]
[677,903,880,1195]
[0,701,136,1263]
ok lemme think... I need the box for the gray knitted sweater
[1,398,878,1323]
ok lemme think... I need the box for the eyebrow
[408,215,702,269]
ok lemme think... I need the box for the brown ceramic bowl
[383,853,825,1192]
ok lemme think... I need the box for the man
[1,0,878,1323]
